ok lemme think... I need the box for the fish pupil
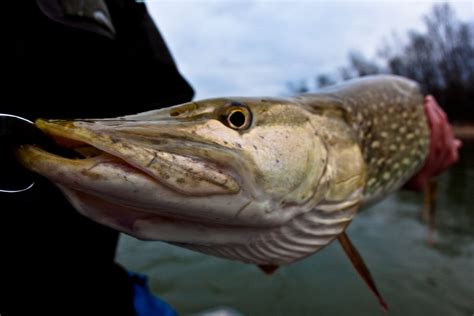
[229,111,246,128]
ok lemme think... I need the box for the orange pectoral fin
[257,264,279,275]
[422,179,437,246]
[338,232,388,312]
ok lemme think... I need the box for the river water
[117,142,474,316]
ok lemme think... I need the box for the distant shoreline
[453,124,474,140]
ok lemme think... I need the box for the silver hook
[0,113,34,125]
[0,182,35,193]
[0,113,36,193]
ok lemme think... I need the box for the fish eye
[225,106,252,130]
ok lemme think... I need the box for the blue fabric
[129,272,178,316]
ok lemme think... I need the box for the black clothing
[2,1,193,315]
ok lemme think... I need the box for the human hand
[404,95,462,191]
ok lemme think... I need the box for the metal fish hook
[0,113,36,193]
[0,182,35,194]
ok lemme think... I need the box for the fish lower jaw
[16,145,149,185]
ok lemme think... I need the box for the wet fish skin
[16,75,429,266]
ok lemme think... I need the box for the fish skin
[296,75,430,203]
[16,75,429,266]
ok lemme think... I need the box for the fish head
[16,97,362,264]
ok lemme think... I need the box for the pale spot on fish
[406,133,415,140]
[367,178,376,186]
[380,132,388,138]
[371,141,380,148]
[383,172,390,180]
[402,158,411,165]
[399,126,407,134]
[389,144,397,151]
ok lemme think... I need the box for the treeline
[289,4,474,122]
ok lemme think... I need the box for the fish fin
[422,179,437,246]
[257,264,279,275]
[338,232,388,312]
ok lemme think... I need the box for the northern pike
[16,75,430,308]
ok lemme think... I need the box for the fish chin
[57,186,260,245]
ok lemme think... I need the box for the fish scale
[300,76,430,204]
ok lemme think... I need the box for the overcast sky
[145,0,474,99]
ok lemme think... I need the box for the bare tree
[286,79,309,94]
[288,3,473,122]
[316,74,335,88]
[382,4,473,121]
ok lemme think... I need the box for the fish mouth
[15,119,263,243]
[16,119,241,197]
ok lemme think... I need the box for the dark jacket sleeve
[11,0,194,120]
[3,1,194,315]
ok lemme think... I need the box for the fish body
[17,75,429,266]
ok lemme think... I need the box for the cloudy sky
[145,0,474,99]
